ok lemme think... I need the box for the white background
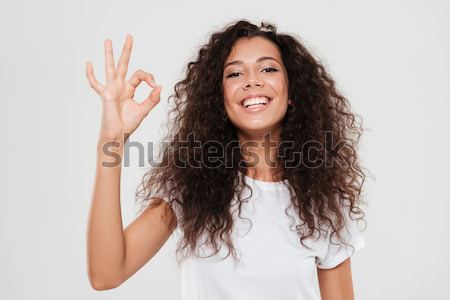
[1,0,449,299]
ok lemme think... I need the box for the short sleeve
[150,180,182,223]
[315,207,365,269]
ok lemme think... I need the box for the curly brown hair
[135,19,367,267]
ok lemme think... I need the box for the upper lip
[240,93,272,105]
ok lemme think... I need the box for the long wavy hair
[136,19,368,266]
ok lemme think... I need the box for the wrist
[97,131,130,145]
[96,139,124,168]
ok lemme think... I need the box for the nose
[242,76,264,90]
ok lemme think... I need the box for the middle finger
[117,34,133,80]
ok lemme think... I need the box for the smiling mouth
[240,97,273,113]
[240,96,273,108]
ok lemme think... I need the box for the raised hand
[86,35,162,143]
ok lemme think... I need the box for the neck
[238,128,283,182]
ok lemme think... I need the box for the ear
[288,99,293,105]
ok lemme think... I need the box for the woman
[86,20,367,300]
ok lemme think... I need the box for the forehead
[225,36,282,64]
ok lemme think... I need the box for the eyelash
[226,67,279,78]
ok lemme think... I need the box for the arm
[317,258,355,300]
[87,142,176,290]
[86,35,169,290]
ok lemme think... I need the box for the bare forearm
[86,140,126,289]
[85,35,162,290]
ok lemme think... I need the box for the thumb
[141,85,162,116]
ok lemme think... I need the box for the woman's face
[222,36,290,139]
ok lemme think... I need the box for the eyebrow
[223,56,281,70]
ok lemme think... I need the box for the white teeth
[242,97,270,108]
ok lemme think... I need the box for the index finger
[117,34,133,80]
[128,69,157,89]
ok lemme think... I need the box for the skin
[222,37,291,181]
[85,35,356,299]
[317,258,355,300]
[222,36,356,300]
[86,35,176,290]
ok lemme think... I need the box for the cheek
[222,90,231,108]
[269,76,288,92]
[222,81,239,105]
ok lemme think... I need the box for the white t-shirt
[163,173,365,300]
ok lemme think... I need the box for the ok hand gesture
[86,35,162,143]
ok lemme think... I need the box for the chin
[234,121,283,137]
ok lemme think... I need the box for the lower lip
[242,99,272,113]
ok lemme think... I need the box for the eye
[262,67,279,73]
[226,72,241,78]
[225,67,278,79]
